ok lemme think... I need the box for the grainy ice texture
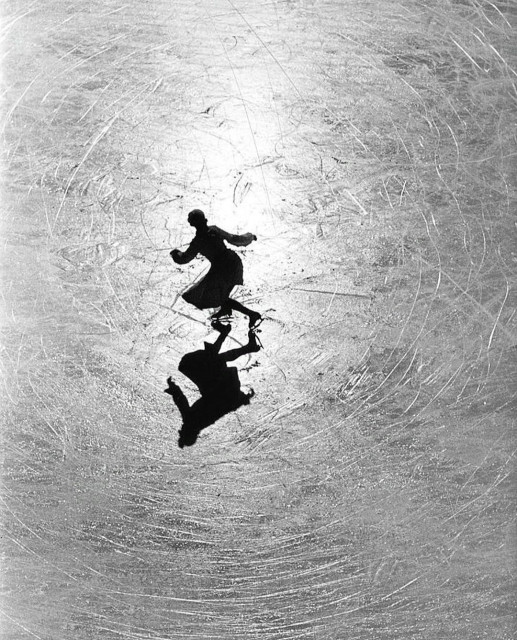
[1,0,516,638]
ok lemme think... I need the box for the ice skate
[210,308,233,323]
[247,328,262,352]
[248,311,263,330]
[210,319,232,336]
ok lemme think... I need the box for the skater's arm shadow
[165,325,260,448]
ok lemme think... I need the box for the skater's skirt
[182,249,244,310]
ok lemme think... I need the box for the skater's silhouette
[170,209,262,328]
[164,321,261,448]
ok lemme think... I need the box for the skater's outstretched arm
[170,238,199,264]
[212,226,256,247]
[164,378,191,420]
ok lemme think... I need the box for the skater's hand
[252,234,257,242]
[164,377,179,394]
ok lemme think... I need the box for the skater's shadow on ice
[164,322,261,448]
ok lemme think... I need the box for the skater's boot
[248,310,262,330]
[211,303,233,322]
[211,319,231,336]
[247,329,262,352]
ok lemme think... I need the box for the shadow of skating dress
[172,226,254,310]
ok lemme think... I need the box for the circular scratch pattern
[1,1,516,639]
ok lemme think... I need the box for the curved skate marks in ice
[164,323,261,448]
[170,209,262,328]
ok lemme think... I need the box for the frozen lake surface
[2,1,516,638]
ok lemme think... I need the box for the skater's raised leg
[221,329,262,362]
[226,298,262,328]
[205,320,231,354]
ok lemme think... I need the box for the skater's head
[240,387,255,405]
[187,209,207,230]
[178,427,198,448]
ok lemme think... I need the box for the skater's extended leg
[221,330,261,362]
[226,298,262,328]
[209,320,231,353]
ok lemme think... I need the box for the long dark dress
[172,226,254,310]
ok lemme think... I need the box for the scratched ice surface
[1,0,516,638]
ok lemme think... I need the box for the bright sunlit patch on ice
[4,0,516,638]
[163,9,289,237]
[183,96,281,232]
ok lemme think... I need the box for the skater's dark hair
[187,209,207,226]
[178,428,198,448]
[176,388,254,448]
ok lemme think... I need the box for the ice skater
[164,321,261,448]
[170,209,262,328]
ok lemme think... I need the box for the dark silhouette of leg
[211,299,261,327]
[226,299,262,327]
[221,330,261,362]
[208,320,231,353]
[211,300,233,320]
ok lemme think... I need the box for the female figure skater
[170,209,262,327]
